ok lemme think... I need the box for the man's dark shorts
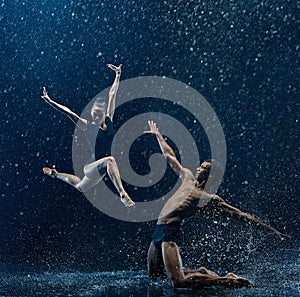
[152,221,184,247]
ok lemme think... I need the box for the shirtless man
[144,121,287,289]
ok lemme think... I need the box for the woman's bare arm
[41,87,87,130]
[106,64,122,121]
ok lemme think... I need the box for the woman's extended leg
[43,167,103,193]
[43,167,82,188]
[43,156,134,207]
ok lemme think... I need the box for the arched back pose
[144,121,288,289]
[41,64,135,207]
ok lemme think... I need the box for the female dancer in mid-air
[41,64,135,207]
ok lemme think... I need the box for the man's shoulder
[180,167,194,181]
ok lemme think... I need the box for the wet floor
[1,249,299,297]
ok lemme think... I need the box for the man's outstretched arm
[213,196,290,241]
[144,121,183,176]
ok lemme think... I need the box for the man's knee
[170,276,185,288]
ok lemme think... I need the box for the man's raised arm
[144,121,183,176]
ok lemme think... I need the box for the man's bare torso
[157,168,214,224]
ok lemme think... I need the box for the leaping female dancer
[41,64,135,207]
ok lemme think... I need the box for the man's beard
[196,172,209,184]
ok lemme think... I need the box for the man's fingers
[147,120,159,134]
[147,120,159,132]
[282,233,291,240]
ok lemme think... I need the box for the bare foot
[120,192,135,208]
[43,167,58,178]
[224,273,254,288]
[225,272,239,278]
[231,277,254,288]
[199,266,219,276]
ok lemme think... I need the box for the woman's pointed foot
[120,192,135,208]
[43,167,58,178]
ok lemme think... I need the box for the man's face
[195,161,211,183]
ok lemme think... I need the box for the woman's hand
[41,87,52,103]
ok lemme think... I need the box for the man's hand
[107,63,122,74]
[144,121,183,176]
[273,230,291,241]
[144,120,160,135]
[41,87,52,103]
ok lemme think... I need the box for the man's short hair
[203,159,224,192]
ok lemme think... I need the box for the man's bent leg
[161,241,253,289]
[147,242,165,279]
[184,266,219,276]
[161,241,185,286]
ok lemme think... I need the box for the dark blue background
[1,0,299,271]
